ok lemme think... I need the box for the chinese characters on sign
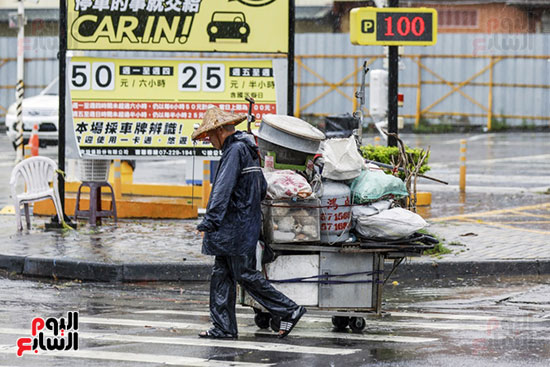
[67,0,289,53]
[69,57,277,157]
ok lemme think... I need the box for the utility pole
[15,0,25,162]
[387,0,399,147]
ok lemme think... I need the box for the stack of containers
[255,114,325,244]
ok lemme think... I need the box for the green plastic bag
[351,169,409,203]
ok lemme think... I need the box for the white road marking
[78,316,437,343]
[134,308,547,327]
[0,344,271,367]
[0,328,359,356]
[390,311,547,323]
[133,309,487,330]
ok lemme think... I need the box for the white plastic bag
[322,137,365,180]
[355,207,428,240]
[264,170,312,199]
[351,200,392,230]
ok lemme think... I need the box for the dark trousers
[210,255,298,336]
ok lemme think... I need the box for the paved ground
[0,132,549,280]
[1,274,549,366]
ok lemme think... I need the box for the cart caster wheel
[270,315,281,332]
[254,312,271,329]
[349,317,366,332]
[331,316,349,331]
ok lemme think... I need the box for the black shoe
[278,306,307,339]
[198,328,237,339]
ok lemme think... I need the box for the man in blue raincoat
[192,106,306,339]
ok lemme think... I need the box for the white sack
[355,207,428,240]
[265,170,312,199]
[322,137,365,180]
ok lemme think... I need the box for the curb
[0,254,212,282]
[2,254,550,282]
[392,260,550,280]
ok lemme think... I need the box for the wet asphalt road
[0,273,549,366]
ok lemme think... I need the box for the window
[438,9,478,28]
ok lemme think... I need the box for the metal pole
[387,0,399,147]
[287,0,295,116]
[14,0,25,162]
[459,139,467,192]
[487,56,494,131]
[58,0,67,212]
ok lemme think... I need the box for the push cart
[239,233,436,332]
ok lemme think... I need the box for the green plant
[360,144,431,179]
[490,115,508,131]
[412,117,454,134]
[424,242,452,256]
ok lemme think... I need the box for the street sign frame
[350,7,437,46]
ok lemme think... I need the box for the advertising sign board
[67,57,282,158]
[67,0,289,53]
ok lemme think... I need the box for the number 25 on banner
[178,64,225,92]
[70,62,115,91]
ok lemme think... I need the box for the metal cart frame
[240,239,430,332]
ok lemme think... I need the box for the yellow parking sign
[350,7,437,46]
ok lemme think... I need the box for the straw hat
[191,106,247,140]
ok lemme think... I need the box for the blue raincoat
[197,131,267,257]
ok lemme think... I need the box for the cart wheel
[254,312,271,329]
[270,315,281,332]
[331,316,349,331]
[349,317,366,332]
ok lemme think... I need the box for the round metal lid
[262,114,325,141]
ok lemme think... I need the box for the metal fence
[1,33,549,128]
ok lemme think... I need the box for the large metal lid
[262,114,325,141]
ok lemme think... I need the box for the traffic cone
[29,123,39,156]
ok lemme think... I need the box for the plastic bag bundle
[265,170,313,199]
[354,207,428,240]
[350,166,408,203]
[321,137,365,180]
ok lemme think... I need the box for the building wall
[414,3,535,34]
[335,2,537,34]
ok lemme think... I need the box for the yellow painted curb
[33,196,198,219]
[0,205,15,215]
[64,181,202,199]
[416,192,432,206]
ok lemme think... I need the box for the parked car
[6,78,58,149]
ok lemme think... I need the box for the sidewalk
[1,132,549,282]
[0,201,549,282]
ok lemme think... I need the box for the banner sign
[350,7,437,46]
[67,0,289,53]
[68,57,279,158]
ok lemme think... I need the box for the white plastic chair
[10,156,64,231]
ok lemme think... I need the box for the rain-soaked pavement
[0,273,549,366]
[0,132,548,264]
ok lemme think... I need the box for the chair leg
[24,203,31,230]
[89,186,98,227]
[14,201,22,231]
[51,194,65,226]
[95,185,102,226]
[109,185,117,223]
[74,184,83,221]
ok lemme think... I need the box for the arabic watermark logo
[471,316,536,354]
[16,311,79,357]
[472,16,534,55]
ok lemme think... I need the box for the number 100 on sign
[350,7,437,46]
